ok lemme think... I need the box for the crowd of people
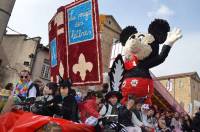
[1,70,200,132]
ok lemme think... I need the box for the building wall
[100,16,122,73]
[190,77,200,114]
[0,35,40,86]
[31,48,50,84]
[159,76,200,115]
[0,0,16,43]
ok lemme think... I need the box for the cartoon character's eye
[129,34,135,39]
[138,34,145,41]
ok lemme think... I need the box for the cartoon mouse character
[118,19,182,104]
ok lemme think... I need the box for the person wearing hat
[141,104,156,131]
[55,78,79,122]
[99,91,122,120]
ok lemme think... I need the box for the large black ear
[148,19,170,44]
[120,26,137,46]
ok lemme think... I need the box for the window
[188,103,192,114]
[108,20,111,25]
[109,38,124,68]
[166,79,173,92]
[41,59,50,80]
[179,80,183,88]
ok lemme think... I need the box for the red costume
[80,98,100,123]
[119,19,172,105]
[121,54,153,105]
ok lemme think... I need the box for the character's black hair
[148,19,170,44]
[46,82,58,96]
[120,26,138,46]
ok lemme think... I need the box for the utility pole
[0,0,16,44]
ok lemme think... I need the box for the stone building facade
[157,72,200,115]
[99,15,122,73]
[31,45,50,84]
[0,34,40,86]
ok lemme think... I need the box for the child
[80,91,103,123]
[55,79,79,122]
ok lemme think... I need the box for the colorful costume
[119,19,182,105]
[15,80,29,97]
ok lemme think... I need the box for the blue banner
[67,0,94,44]
[50,38,57,67]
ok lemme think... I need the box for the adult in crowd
[157,115,171,132]
[118,96,142,132]
[170,112,182,132]
[182,114,192,132]
[165,111,172,128]
[132,98,144,122]
[1,70,40,114]
[14,70,40,100]
[153,112,160,131]
[191,108,200,132]
[131,98,146,129]
[140,104,156,131]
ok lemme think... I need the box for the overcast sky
[7,0,200,77]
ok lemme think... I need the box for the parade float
[0,0,101,131]
[0,0,186,131]
[49,0,102,85]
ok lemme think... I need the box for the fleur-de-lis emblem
[59,61,64,77]
[72,53,93,81]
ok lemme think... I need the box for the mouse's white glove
[165,28,182,46]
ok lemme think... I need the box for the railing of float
[151,72,186,113]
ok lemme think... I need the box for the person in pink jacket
[80,91,103,123]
